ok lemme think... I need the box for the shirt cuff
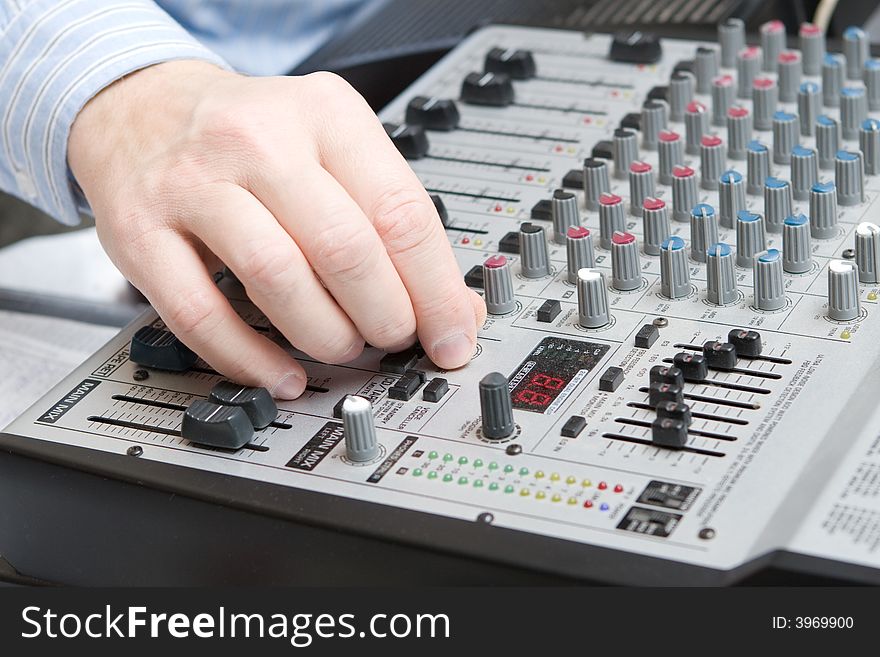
[0,0,231,226]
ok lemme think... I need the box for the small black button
[389,372,422,401]
[657,401,692,426]
[333,395,347,419]
[530,199,553,221]
[405,96,460,131]
[537,299,561,323]
[182,400,254,449]
[208,381,277,429]
[464,265,484,288]
[673,59,695,74]
[379,348,420,374]
[484,47,536,80]
[647,85,669,101]
[728,329,762,357]
[130,326,197,372]
[651,417,687,449]
[590,142,614,159]
[423,377,449,402]
[461,71,514,106]
[384,122,429,159]
[431,194,449,227]
[560,415,587,438]
[498,231,521,254]
[599,366,625,392]
[673,352,708,382]
[702,341,737,370]
[649,365,683,388]
[634,324,660,348]
[609,31,662,64]
[649,382,683,406]
[620,112,641,130]
[562,169,584,190]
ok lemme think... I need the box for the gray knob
[809,181,838,239]
[777,51,802,102]
[860,119,880,175]
[752,77,778,131]
[669,71,695,123]
[772,111,798,165]
[519,222,551,277]
[641,99,667,150]
[628,161,655,216]
[660,236,691,299]
[671,165,698,222]
[577,268,610,328]
[598,193,626,249]
[736,210,767,267]
[726,106,752,160]
[719,18,746,68]
[791,145,819,200]
[822,54,844,107]
[700,135,725,191]
[342,395,380,462]
[583,158,611,211]
[746,140,770,195]
[706,242,738,305]
[865,59,880,111]
[835,150,865,207]
[479,372,515,440]
[658,130,684,184]
[566,226,595,283]
[551,188,580,244]
[611,231,642,291]
[827,260,861,321]
[690,203,719,262]
[719,169,746,228]
[685,101,708,155]
[841,87,868,140]
[816,115,840,170]
[737,46,761,99]
[613,128,638,180]
[855,222,880,283]
[763,177,792,233]
[783,214,812,273]
[798,82,820,137]
[799,22,825,76]
[642,197,670,256]
[760,20,785,72]
[482,255,516,314]
[753,249,786,311]
[711,74,735,127]
[843,26,869,80]
[695,46,719,94]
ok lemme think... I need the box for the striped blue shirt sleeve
[0,0,231,226]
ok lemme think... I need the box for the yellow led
[582,479,592,487]
[474,239,483,246]
[869,292,878,301]
[841,330,852,340]
[520,488,530,497]
[507,207,516,214]
[567,147,576,154]
[534,470,545,479]
[535,491,546,500]
[537,176,546,184]
[550,472,560,481]
[567,497,578,505]
[551,493,562,503]
[566,475,577,485]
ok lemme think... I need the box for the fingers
[187,184,366,365]
[250,163,419,353]
[116,226,308,399]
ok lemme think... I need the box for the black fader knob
[609,31,662,64]
[672,352,708,382]
[728,328,763,357]
[702,341,737,371]
[431,194,449,227]
[130,325,197,372]
[649,365,684,388]
[657,401,692,426]
[461,71,514,106]
[383,122,429,159]
[651,417,688,449]
[484,47,536,79]
[182,400,254,449]
[209,381,278,429]
[649,382,683,407]
[479,372,515,440]
[405,96,461,131]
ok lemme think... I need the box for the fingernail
[431,333,473,368]
[271,372,306,400]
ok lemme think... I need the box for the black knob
[702,341,738,371]
[484,47,536,79]
[384,122,429,159]
[609,31,662,64]
[651,417,688,449]
[431,194,449,227]
[649,365,684,388]
[130,326,197,372]
[208,381,278,429]
[649,382,683,407]
[405,96,460,131]
[182,400,254,449]
[727,329,763,357]
[673,352,708,382]
[657,401,692,426]
[479,372,515,440]
[461,71,514,106]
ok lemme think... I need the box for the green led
[473,479,484,488]
[488,461,499,470]
[504,464,514,473]
[473,458,484,468]
[519,467,529,476]
[443,473,453,482]
[504,485,515,494]
[427,471,438,480]
[458,476,469,485]
[458,456,468,465]
[428,451,439,460]
[412,468,423,477]
[488,482,499,491]
[443,453,453,462]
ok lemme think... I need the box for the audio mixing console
[4,20,880,585]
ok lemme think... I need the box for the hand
[69,61,486,399]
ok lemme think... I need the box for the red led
[461,237,470,244]
[583,500,594,509]
[598,481,608,491]
[525,174,534,182]
[555,145,564,153]
[614,484,624,493]
[583,117,592,125]
[494,204,503,212]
